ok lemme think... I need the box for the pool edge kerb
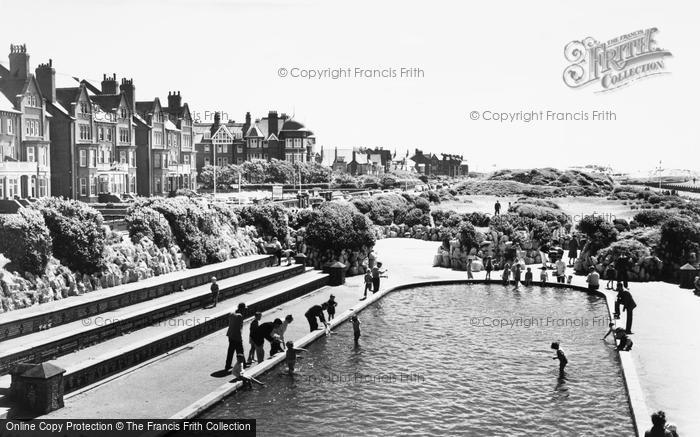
[164,279,648,437]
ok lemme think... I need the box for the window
[6,118,13,134]
[129,152,135,167]
[80,102,89,113]
[98,127,104,141]
[120,108,127,119]
[79,178,87,196]
[237,145,243,154]
[89,177,97,196]
[39,148,47,166]
[90,150,97,168]
[79,150,87,167]
[106,128,112,142]
[163,154,169,168]
[129,176,136,193]
[119,128,130,143]
[99,149,105,164]
[183,154,191,165]
[204,157,210,166]
[203,131,211,140]
[154,154,161,168]
[154,131,163,146]
[120,151,126,164]
[204,144,210,152]
[38,178,47,197]
[27,146,35,162]
[79,124,91,140]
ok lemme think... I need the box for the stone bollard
[678,263,699,289]
[328,262,346,286]
[11,362,66,414]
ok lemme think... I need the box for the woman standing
[567,236,579,267]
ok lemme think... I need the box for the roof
[281,119,306,131]
[246,125,263,137]
[90,94,122,112]
[21,362,66,379]
[55,87,81,109]
[352,153,369,165]
[164,119,179,131]
[0,92,20,113]
[135,100,155,115]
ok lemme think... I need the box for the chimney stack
[35,59,56,103]
[167,91,182,110]
[268,110,279,138]
[119,78,135,113]
[8,44,30,80]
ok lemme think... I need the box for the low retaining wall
[62,273,329,395]
[165,279,648,437]
[0,256,274,343]
[0,264,303,376]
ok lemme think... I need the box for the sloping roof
[246,125,263,137]
[281,119,306,131]
[0,92,20,113]
[48,101,71,118]
[352,153,369,165]
[135,100,155,115]
[55,87,81,111]
[90,94,122,112]
[164,119,179,131]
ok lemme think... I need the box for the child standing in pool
[285,341,308,375]
[484,257,493,280]
[502,263,511,285]
[326,295,338,321]
[524,267,533,286]
[350,314,361,345]
[362,270,372,300]
[551,341,567,373]
[540,267,549,284]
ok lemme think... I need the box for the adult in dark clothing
[268,318,284,356]
[567,237,579,266]
[305,303,328,332]
[494,200,501,216]
[252,320,281,362]
[618,288,637,334]
[371,262,386,293]
[644,410,677,437]
[246,312,262,365]
[615,255,630,289]
[225,303,246,370]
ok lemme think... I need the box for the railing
[625,181,700,194]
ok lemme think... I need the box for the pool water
[200,284,635,436]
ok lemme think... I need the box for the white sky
[1,0,698,173]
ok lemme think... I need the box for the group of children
[485,259,565,288]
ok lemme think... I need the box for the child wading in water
[326,295,338,321]
[551,341,568,374]
[502,263,511,285]
[484,257,493,280]
[285,341,308,375]
[350,314,361,345]
[524,267,533,286]
[540,267,549,284]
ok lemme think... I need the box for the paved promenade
[40,238,698,434]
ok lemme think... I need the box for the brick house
[0,44,52,199]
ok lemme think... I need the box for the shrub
[509,202,568,225]
[431,209,457,227]
[464,211,491,227]
[576,215,618,252]
[403,208,431,227]
[413,197,431,214]
[659,217,700,267]
[289,208,315,230]
[0,208,52,275]
[125,206,174,247]
[35,198,106,274]
[368,202,394,225]
[597,239,650,264]
[613,218,630,232]
[305,202,376,251]
[633,210,674,227]
[457,221,478,252]
[380,175,397,189]
[238,204,289,241]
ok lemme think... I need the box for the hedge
[0,208,52,275]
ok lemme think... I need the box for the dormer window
[80,102,89,113]
[120,108,127,119]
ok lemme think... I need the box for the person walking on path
[371,262,386,293]
[567,237,579,267]
[615,255,630,289]
[225,303,246,370]
[555,259,567,284]
[494,200,501,216]
[210,277,220,308]
[484,257,493,280]
[305,303,328,332]
[362,270,373,300]
[246,312,262,365]
[586,267,600,292]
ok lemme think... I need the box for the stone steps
[0,254,274,343]
[0,270,329,419]
[0,263,305,375]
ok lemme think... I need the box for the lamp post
[213,143,217,197]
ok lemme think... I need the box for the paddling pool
[199,284,635,435]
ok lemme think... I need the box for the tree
[305,202,376,251]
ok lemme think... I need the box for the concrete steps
[0,254,274,342]
[0,269,329,418]
[0,263,305,375]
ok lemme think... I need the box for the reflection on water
[198,284,635,436]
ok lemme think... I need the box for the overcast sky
[1,0,697,173]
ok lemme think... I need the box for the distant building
[0,44,52,199]
[410,149,466,177]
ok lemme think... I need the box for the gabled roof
[267,133,279,141]
[55,87,81,110]
[90,94,123,112]
[0,74,44,109]
[164,119,179,130]
[246,125,263,138]
[212,124,233,142]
